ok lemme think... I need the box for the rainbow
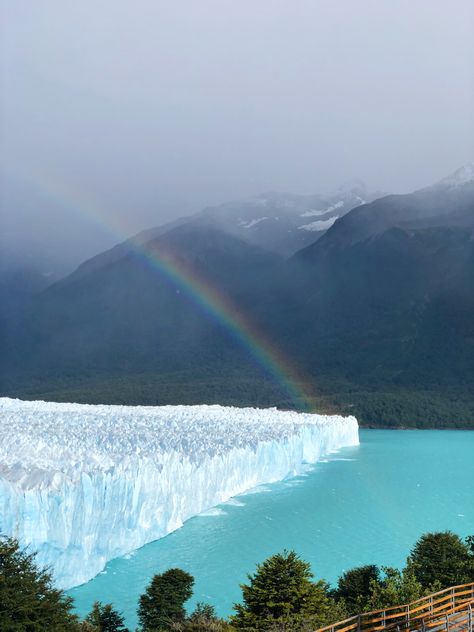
[2,161,316,409]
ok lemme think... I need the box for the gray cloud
[1,0,473,265]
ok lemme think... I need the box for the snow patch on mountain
[301,201,344,218]
[239,217,269,229]
[299,216,339,232]
[0,398,359,588]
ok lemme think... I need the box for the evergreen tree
[0,536,79,631]
[188,603,218,623]
[180,603,232,631]
[138,568,194,631]
[79,623,100,632]
[333,565,380,614]
[365,567,425,610]
[407,532,474,589]
[465,535,474,557]
[85,601,129,632]
[231,550,340,630]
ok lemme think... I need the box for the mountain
[193,182,381,256]
[1,165,473,427]
[297,164,474,256]
[33,181,379,292]
[0,223,293,408]
[280,163,474,425]
[0,178,378,405]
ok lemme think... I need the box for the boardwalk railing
[414,601,473,632]
[316,583,474,632]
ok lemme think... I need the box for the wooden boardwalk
[416,602,473,632]
[316,583,474,632]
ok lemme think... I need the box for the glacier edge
[0,398,359,588]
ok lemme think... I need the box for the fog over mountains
[1,164,473,427]
[0,180,380,317]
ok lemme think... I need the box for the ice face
[0,398,359,588]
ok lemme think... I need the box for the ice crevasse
[0,398,359,588]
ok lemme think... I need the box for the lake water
[69,429,474,629]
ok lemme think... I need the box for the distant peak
[436,162,474,188]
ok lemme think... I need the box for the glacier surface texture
[0,398,359,588]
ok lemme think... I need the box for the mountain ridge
[1,164,473,427]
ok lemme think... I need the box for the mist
[1,0,474,268]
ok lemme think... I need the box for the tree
[138,568,194,631]
[0,536,79,631]
[85,601,129,632]
[79,623,100,632]
[466,535,474,557]
[231,550,340,630]
[333,565,380,614]
[176,603,233,631]
[365,567,425,610]
[189,604,217,622]
[407,532,473,589]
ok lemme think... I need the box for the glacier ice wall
[0,398,359,588]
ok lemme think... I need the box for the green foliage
[138,568,195,631]
[175,621,234,632]
[189,604,218,622]
[6,372,474,429]
[0,536,79,631]
[175,602,234,631]
[85,601,129,631]
[466,536,474,556]
[231,550,342,630]
[407,532,474,589]
[333,565,380,614]
[78,623,100,632]
[230,533,474,630]
[365,567,426,610]
[316,378,474,429]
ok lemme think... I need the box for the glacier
[0,397,359,589]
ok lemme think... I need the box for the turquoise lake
[69,429,474,629]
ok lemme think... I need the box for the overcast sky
[1,0,473,265]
